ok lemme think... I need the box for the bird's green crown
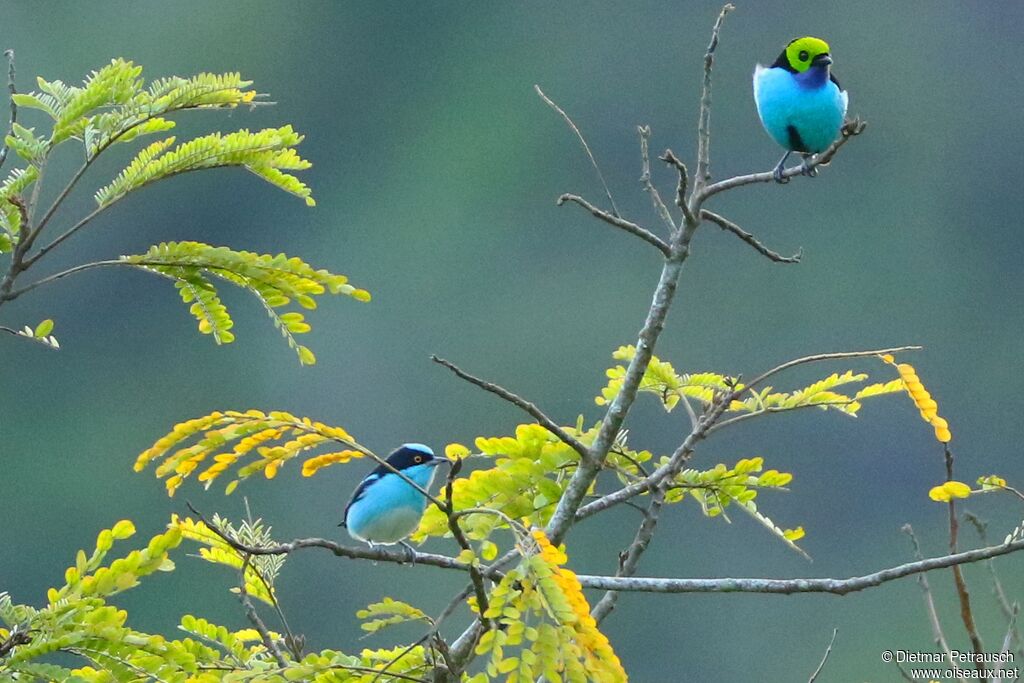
[773,36,832,73]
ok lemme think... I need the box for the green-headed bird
[753,36,848,183]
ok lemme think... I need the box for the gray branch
[701,209,802,264]
[575,538,1024,594]
[698,118,867,203]
[557,193,670,256]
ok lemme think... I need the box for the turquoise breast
[754,66,846,154]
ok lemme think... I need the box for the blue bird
[341,443,443,548]
[753,36,848,183]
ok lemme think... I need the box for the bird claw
[399,541,417,565]
[800,158,818,177]
[772,165,790,184]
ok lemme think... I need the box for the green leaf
[95,126,314,208]
[121,242,369,363]
[34,319,54,337]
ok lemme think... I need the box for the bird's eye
[414,455,422,463]
[798,50,809,62]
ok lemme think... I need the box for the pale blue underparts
[345,462,438,545]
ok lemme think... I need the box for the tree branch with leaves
[3,5,1022,683]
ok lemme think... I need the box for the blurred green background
[2,1,1023,680]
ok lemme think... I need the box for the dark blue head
[383,443,439,472]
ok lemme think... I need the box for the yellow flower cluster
[530,529,627,682]
[882,355,952,443]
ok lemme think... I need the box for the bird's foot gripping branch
[2,5,1020,683]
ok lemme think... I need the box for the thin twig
[591,489,665,623]
[0,49,16,171]
[1000,604,1020,662]
[3,258,124,301]
[699,118,867,203]
[660,149,695,225]
[637,125,676,234]
[945,445,987,672]
[895,662,916,682]
[574,537,1024,594]
[557,193,670,256]
[238,554,287,668]
[431,355,590,461]
[903,524,961,670]
[690,3,734,202]
[440,460,493,631]
[700,209,802,264]
[807,628,838,683]
[964,511,1024,658]
[744,345,922,393]
[535,84,620,218]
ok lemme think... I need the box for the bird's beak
[428,459,447,468]
[812,53,833,67]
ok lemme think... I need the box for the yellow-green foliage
[413,423,592,543]
[357,598,432,634]
[0,519,443,682]
[471,529,626,683]
[134,409,364,496]
[3,59,369,362]
[0,166,38,249]
[173,515,285,606]
[666,456,807,556]
[121,241,370,364]
[600,345,904,417]
[95,126,315,208]
[14,60,259,150]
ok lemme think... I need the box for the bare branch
[535,84,620,218]
[965,511,1024,658]
[546,251,689,543]
[945,445,987,670]
[699,118,867,203]
[1000,604,1020,662]
[807,628,838,683]
[637,125,676,234]
[659,149,695,225]
[591,489,665,623]
[184,502,498,579]
[744,345,922,393]
[691,3,734,200]
[431,355,590,461]
[3,259,124,301]
[557,193,670,256]
[903,524,961,670]
[700,209,802,264]
[0,49,16,171]
[574,538,1024,594]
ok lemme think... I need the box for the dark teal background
[2,2,1023,680]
